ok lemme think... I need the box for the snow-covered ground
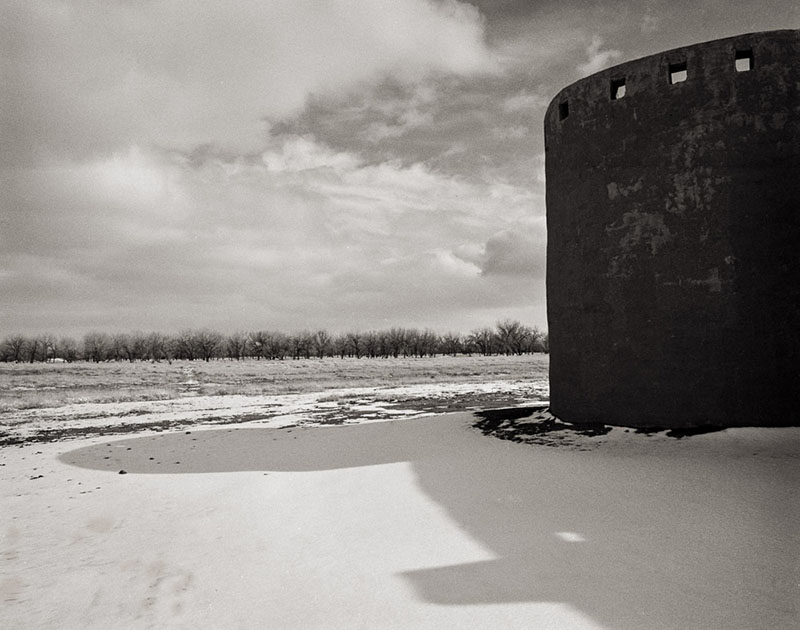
[2,410,798,629]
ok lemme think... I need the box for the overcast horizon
[2,1,798,337]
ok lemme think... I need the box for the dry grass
[0,355,548,412]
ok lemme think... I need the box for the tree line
[0,320,548,363]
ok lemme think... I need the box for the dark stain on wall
[544,30,800,428]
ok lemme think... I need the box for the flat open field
[0,355,549,445]
[2,352,799,629]
[4,412,799,630]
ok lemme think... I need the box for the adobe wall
[544,30,800,428]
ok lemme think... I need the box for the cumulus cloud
[502,91,548,112]
[359,82,438,143]
[1,137,545,334]
[2,0,497,164]
[6,0,800,337]
[362,108,435,143]
[261,136,361,174]
[576,35,623,76]
[480,226,546,277]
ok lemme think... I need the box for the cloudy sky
[2,1,798,336]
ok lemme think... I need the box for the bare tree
[145,332,169,361]
[192,329,223,362]
[111,331,146,362]
[225,332,248,361]
[386,327,407,358]
[248,331,268,360]
[420,329,439,357]
[333,334,348,358]
[24,337,39,363]
[34,334,56,362]
[130,331,149,361]
[468,327,495,356]
[2,321,546,363]
[1,335,27,362]
[404,328,421,357]
[266,332,288,360]
[362,331,380,358]
[522,325,544,353]
[539,332,549,353]
[288,334,301,360]
[288,331,312,360]
[440,332,463,356]
[346,331,363,358]
[311,330,332,359]
[495,319,526,355]
[56,336,79,362]
[83,332,110,362]
[172,330,196,360]
[107,333,127,361]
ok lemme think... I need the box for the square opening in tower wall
[558,101,569,120]
[610,78,626,100]
[735,49,753,71]
[669,61,688,84]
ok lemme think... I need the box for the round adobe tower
[544,30,800,428]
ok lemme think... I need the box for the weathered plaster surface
[545,30,800,427]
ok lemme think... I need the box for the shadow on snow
[60,414,797,630]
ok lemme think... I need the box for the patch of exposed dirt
[0,413,288,447]
[473,406,612,448]
[1,381,549,447]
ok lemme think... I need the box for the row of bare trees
[0,321,548,363]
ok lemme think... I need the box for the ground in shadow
[59,412,799,630]
[474,406,612,448]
